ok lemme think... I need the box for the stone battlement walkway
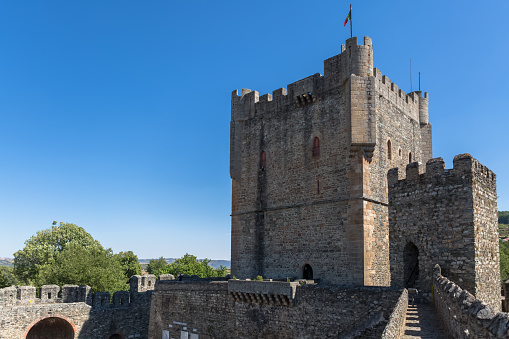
[402,303,447,339]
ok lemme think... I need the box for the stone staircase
[401,303,447,339]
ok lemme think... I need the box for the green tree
[147,257,168,277]
[499,211,509,225]
[13,222,131,294]
[115,251,142,282]
[13,222,101,285]
[500,240,509,282]
[36,241,127,294]
[166,254,227,278]
[0,266,17,288]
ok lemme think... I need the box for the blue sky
[0,1,507,260]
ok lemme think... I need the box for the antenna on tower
[419,72,421,91]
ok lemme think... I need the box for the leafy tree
[166,254,227,278]
[499,211,509,225]
[13,222,132,294]
[0,266,17,288]
[115,251,142,282]
[501,240,509,282]
[147,257,168,277]
[146,254,227,278]
[35,241,127,294]
[13,222,101,285]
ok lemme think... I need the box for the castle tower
[388,155,500,310]
[230,37,432,285]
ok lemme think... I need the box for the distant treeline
[139,258,230,270]
[500,211,509,225]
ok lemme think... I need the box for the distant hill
[139,258,230,269]
[0,258,13,267]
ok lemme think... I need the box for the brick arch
[23,314,77,338]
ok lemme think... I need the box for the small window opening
[303,264,313,280]
[409,152,412,163]
[48,293,51,299]
[399,148,402,157]
[148,281,151,287]
[260,151,266,170]
[387,140,392,160]
[312,137,320,157]
[317,179,320,194]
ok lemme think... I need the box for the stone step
[401,303,447,339]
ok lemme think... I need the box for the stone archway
[25,315,75,339]
[403,242,419,288]
[303,264,313,280]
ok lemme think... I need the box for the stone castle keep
[230,36,432,287]
[0,36,506,338]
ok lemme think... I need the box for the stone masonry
[0,275,156,339]
[148,279,407,339]
[388,154,500,310]
[230,36,432,286]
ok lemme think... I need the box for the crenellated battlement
[231,36,429,130]
[0,274,170,309]
[0,284,91,307]
[388,154,496,187]
[231,36,377,122]
[388,153,499,308]
[372,67,428,124]
[231,73,323,121]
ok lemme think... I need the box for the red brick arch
[23,314,77,338]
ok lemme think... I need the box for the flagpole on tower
[350,4,352,38]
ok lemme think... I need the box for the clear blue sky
[0,1,507,260]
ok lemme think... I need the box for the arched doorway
[26,317,74,339]
[404,242,419,288]
[303,264,313,280]
[109,334,123,339]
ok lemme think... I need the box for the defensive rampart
[148,278,408,338]
[0,274,160,339]
[433,265,509,338]
[388,154,499,309]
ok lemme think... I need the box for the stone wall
[148,279,407,339]
[433,265,508,338]
[0,275,156,339]
[230,36,432,286]
[381,288,408,338]
[388,154,500,310]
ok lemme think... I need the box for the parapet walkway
[402,302,447,339]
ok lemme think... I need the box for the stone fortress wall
[230,36,432,287]
[432,265,509,338]
[148,278,407,339]
[388,154,500,311]
[0,275,159,339]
